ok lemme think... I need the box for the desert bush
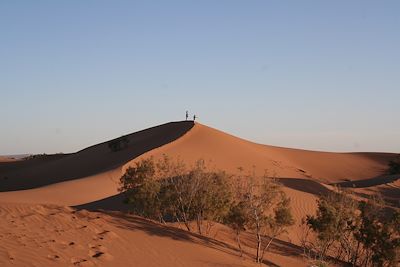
[24,153,47,160]
[306,189,358,262]
[354,199,400,267]
[225,201,247,256]
[119,158,162,219]
[120,157,295,263]
[228,171,294,263]
[119,156,232,233]
[304,190,400,267]
[108,136,129,152]
[387,155,400,175]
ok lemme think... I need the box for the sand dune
[0,121,397,267]
[0,156,19,163]
[0,169,121,206]
[0,121,194,191]
[135,123,394,183]
[0,121,396,207]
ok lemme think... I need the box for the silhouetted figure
[193,114,197,121]
[185,110,189,121]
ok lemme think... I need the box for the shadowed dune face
[0,121,194,191]
[334,175,399,188]
[277,178,332,196]
[74,193,129,212]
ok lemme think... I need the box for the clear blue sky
[1,1,399,154]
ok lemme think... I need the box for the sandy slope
[0,121,194,191]
[0,203,310,267]
[135,123,393,183]
[0,169,121,206]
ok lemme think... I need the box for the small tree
[306,189,358,262]
[355,198,400,267]
[387,155,400,175]
[305,190,400,267]
[190,165,232,235]
[163,159,232,234]
[234,171,293,264]
[225,201,247,256]
[119,155,233,235]
[260,194,295,260]
[119,158,162,219]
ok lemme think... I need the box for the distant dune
[0,156,18,163]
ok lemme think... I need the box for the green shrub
[108,136,129,152]
[387,156,400,174]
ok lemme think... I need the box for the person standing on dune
[193,114,197,121]
[186,111,189,121]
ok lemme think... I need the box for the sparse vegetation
[119,156,232,233]
[387,155,400,175]
[119,156,294,264]
[304,189,400,267]
[108,136,129,152]
[24,153,48,160]
[225,201,247,256]
[229,171,294,263]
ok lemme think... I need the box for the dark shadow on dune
[378,186,400,199]
[102,211,306,266]
[74,193,129,211]
[75,195,294,266]
[350,152,398,166]
[277,178,331,196]
[269,238,304,257]
[352,190,374,200]
[0,121,194,191]
[261,259,280,267]
[378,187,400,208]
[237,230,305,262]
[101,211,241,258]
[77,203,310,266]
[334,175,399,188]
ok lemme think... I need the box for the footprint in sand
[87,244,113,261]
[71,258,94,266]
[89,250,113,261]
[97,230,118,239]
[47,254,60,260]
[91,251,104,258]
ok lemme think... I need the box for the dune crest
[0,121,396,207]
[135,123,393,182]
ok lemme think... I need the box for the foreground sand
[0,121,398,266]
[0,203,311,267]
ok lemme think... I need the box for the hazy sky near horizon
[1,1,399,154]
